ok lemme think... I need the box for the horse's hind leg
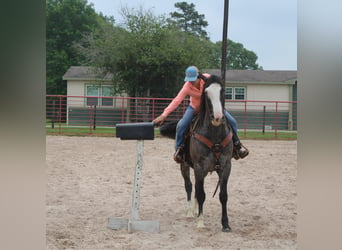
[180,163,193,217]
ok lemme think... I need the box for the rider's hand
[153,115,166,125]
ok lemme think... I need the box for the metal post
[262,106,266,134]
[89,104,93,134]
[108,135,159,233]
[130,140,144,222]
[275,102,279,139]
[93,104,97,130]
[221,0,230,82]
[58,96,62,134]
[52,100,55,129]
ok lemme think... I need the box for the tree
[210,40,262,70]
[77,6,262,99]
[78,7,213,98]
[167,2,260,70]
[168,2,209,39]
[46,0,106,94]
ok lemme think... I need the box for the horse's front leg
[219,167,232,232]
[194,172,206,228]
[181,163,193,217]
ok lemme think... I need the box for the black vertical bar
[221,0,229,82]
[262,106,266,134]
[52,100,55,129]
[93,105,97,130]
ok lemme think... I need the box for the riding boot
[174,144,185,164]
[232,133,249,160]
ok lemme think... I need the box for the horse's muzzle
[211,117,223,126]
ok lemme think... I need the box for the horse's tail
[159,120,178,139]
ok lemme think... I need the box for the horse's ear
[198,74,208,81]
[209,74,224,85]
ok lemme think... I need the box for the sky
[87,0,297,70]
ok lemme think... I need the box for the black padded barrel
[116,122,154,140]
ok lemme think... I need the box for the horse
[160,74,234,232]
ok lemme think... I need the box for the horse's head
[201,75,226,127]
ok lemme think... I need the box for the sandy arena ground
[46,136,297,249]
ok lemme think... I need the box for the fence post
[58,96,62,135]
[262,105,266,134]
[151,99,155,120]
[89,104,93,134]
[288,101,293,131]
[52,100,55,129]
[243,101,247,138]
[275,102,278,139]
[93,104,97,130]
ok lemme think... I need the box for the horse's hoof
[197,221,205,229]
[222,227,231,232]
[186,209,194,218]
[197,214,205,228]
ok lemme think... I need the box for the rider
[153,66,249,163]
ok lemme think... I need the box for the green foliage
[116,7,183,97]
[78,7,214,97]
[47,1,262,97]
[168,2,209,39]
[46,0,106,94]
[209,41,262,70]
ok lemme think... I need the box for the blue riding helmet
[184,66,199,82]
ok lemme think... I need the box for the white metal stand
[108,140,160,233]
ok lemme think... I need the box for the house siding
[247,85,290,102]
[63,67,297,130]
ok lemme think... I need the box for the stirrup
[233,143,249,160]
[232,148,240,160]
[238,143,249,159]
[173,147,184,164]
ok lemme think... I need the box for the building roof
[205,69,297,84]
[63,66,113,81]
[63,66,297,85]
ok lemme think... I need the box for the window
[234,87,246,100]
[225,87,246,100]
[225,87,233,100]
[86,84,114,107]
[86,85,99,106]
[101,86,114,106]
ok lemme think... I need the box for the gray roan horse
[160,74,234,232]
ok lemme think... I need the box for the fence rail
[46,95,297,139]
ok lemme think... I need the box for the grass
[239,130,297,140]
[46,124,297,140]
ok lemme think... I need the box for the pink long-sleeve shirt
[161,73,210,118]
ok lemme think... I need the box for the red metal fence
[46,95,297,138]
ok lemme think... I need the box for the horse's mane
[198,74,225,127]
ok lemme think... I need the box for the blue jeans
[175,106,238,150]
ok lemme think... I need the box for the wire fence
[46,95,297,139]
